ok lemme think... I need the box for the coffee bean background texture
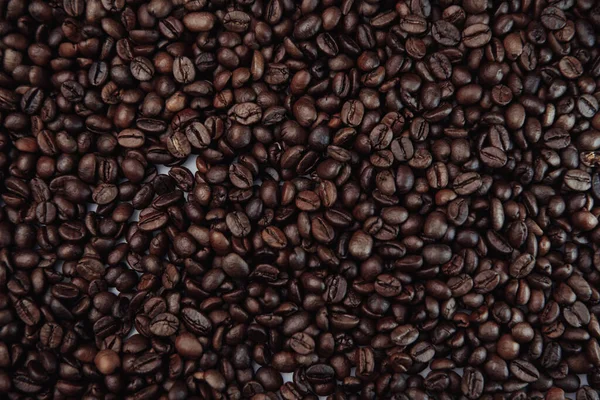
[1,0,600,399]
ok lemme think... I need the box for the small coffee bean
[462,24,492,48]
[130,57,155,81]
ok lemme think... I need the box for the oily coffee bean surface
[0,0,599,398]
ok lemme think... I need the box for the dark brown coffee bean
[149,313,179,337]
[432,20,460,46]
[15,298,41,326]
[341,100,365,127]
[509,254,535,278]
[462,24,492,48]
[223,11,251,33]
[61,80,84,102]
[117,129,145,148]
[453,172,482,195]
[559,56,583,79]
[222,253,250,278]
[399,15,428,34]
[564,170,592,191]
[510,359,540,382]
[391,325,419,346]
[130,57,154,81]
[173,56,196,84]
[461,367,484,399]
[578,94,599,118]
[541,7,567,30]
[95,349,120,374]
[480,146,507,168]
[289,332,315,355]
[181,308,212,336]
[229,102,262,125]
[544,127,571,149]
[167,131,191,158]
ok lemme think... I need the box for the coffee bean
[173,56,196,84]
[94,349,120,374]
[131,351,163,374]
[289,333,315,355]
[541,7,567,30]
[130,57,155,81]
[559,55,583,79]
[149,313,179,337]
[509,253,535,278]
[544,127,571,149]
[399,15,428,34]
[294,14,322,40]
[15,298,41,326]
[432,20,460,46]
[305,364,334,384]
[223,11,250,33]
[564,169,592,191]
[181,308,212,336]
[262,226,287,249]
[228,102,262,125]
[510,359,540,382]
[462,24,492,48]
[453,172,482,195]
[341,100,365,127]
[391,325,419,346]
[480,146,507,168]
[117,129,145,148]
[183,12,216,32]
[578,94,599,118]
[21,87,44,114]
[461,367,484,399]
[166,131,191,158]
[89,62,109,86]
[61,80,84,102]
[222,253,250,278]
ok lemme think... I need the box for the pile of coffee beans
[1,0,600,398]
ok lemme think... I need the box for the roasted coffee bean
[399,15,428,34]
[462,367,484,399]
[432,20,460,46]
[181,308,212,336]
[130,57,155,81]
[462,24,492,48]
[541,7,567,30]
[149,313,179,337]
[510,359,540,382]
[453,172,482,195]
[391,325,419,346]
[117,129,145,149]
[289,333,315,355]
[564,170,592,191]
[173,56,196,84]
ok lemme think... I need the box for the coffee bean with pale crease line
[462,24,492,48]
[432,20,460,46]
[149,313,179,337]
[399,15,428,34]
[130,57,154,81]
[462,367,484,399]
[117,129,145,148]
[228,102,262,125]
[223,11,250,32]
[173,56,195,83]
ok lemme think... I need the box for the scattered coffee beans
[0,0,600,399]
